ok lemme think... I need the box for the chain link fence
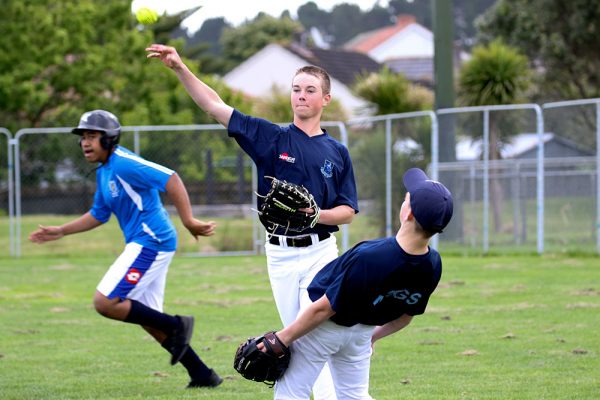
[3,99,599,257]
[436,104,546,254]
[346,111,439,248]
[542,99,599,253]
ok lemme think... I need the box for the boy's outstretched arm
[29,212,103,243]
[146,44,234,127]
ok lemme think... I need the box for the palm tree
[458,39,531,233]
[352,68,434,235]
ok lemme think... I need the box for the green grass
[1,253,599,399]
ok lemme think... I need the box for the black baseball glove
[256,176,320,234]
[233,331,291,387]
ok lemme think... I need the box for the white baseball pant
[275,320,376,400]
[266,233,339,400]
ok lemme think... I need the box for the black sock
[124,299,179,334]
[162,343,212,380]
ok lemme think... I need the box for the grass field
[1,251,599,399]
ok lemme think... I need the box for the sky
[132,0,387,34]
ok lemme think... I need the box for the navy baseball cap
[403,168,453,233]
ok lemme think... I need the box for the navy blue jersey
[308,237,442,327]
[90,146,177,251]
[227,109,359,236]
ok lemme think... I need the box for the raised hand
[145,44,184,69]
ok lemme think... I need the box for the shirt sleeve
[227,109,279,164]
[90,185,111,223]
[114,154,173,192]
[333,144,359,213]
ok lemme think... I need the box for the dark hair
[412,218,436,239]
[294,65,331,95]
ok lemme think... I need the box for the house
[223,43,383,118]
[344,15,465,86]
[394,133,593,160]
[456,133,594,161]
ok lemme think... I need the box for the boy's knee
[93,292,113,316]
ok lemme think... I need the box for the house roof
[344,15,417,53]
[385,56,433,84]
[396,133,593,161]
[285,43,382,86]
[456,133,593,160]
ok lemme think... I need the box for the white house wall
[369,24,434,62]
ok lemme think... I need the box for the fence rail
[2,98,599,257]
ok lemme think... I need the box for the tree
[477,0,600,102]
[387,0,496,48]
[187,17,229,56]
[353,67,433,116]
[220,14,303,71]
[352,68,434,234]
[296,2,393,48]
[0,0,252,186]
[0,0,151,185]
[458,40,532,233]
[297,2,331,33]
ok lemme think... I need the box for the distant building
[395,133,593,160]
[455,133,593,161]
[344,15,466,87]
[223,43,383,118]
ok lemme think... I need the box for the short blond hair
[294,65,331,95]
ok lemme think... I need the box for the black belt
[268,232,331,247]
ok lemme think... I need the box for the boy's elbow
[343,208,356,224]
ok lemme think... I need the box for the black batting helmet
[72,110,121,150]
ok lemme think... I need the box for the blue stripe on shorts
[108,246,159,300]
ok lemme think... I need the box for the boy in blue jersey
[147,44,359,399]
[28,110,223,389]
[264,168,453,399]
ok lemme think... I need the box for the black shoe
[168,315,194,365]
[187,369,223,388]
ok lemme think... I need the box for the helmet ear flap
[100,135,110,150]
[100,134,118,150]
[78,132,117,150]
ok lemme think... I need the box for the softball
[136,7,159,25]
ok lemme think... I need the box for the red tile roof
[347,15,416,53]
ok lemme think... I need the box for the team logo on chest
[108,180,119,198]
[279,152,296,163]
[320,160,334,178]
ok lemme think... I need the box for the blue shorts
[96,242,175,312]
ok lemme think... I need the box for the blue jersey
[228,109,359,236]
[308,237,442,327]
[90,146,177,251]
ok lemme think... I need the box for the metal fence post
[542,98,600,254]
[1,129,15,256]
[483,109,490,253]
[332,121,350,252]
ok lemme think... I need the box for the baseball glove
[256,176,320,234]
[233,331,291,387]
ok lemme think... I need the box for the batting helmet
[72,110,121,150]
